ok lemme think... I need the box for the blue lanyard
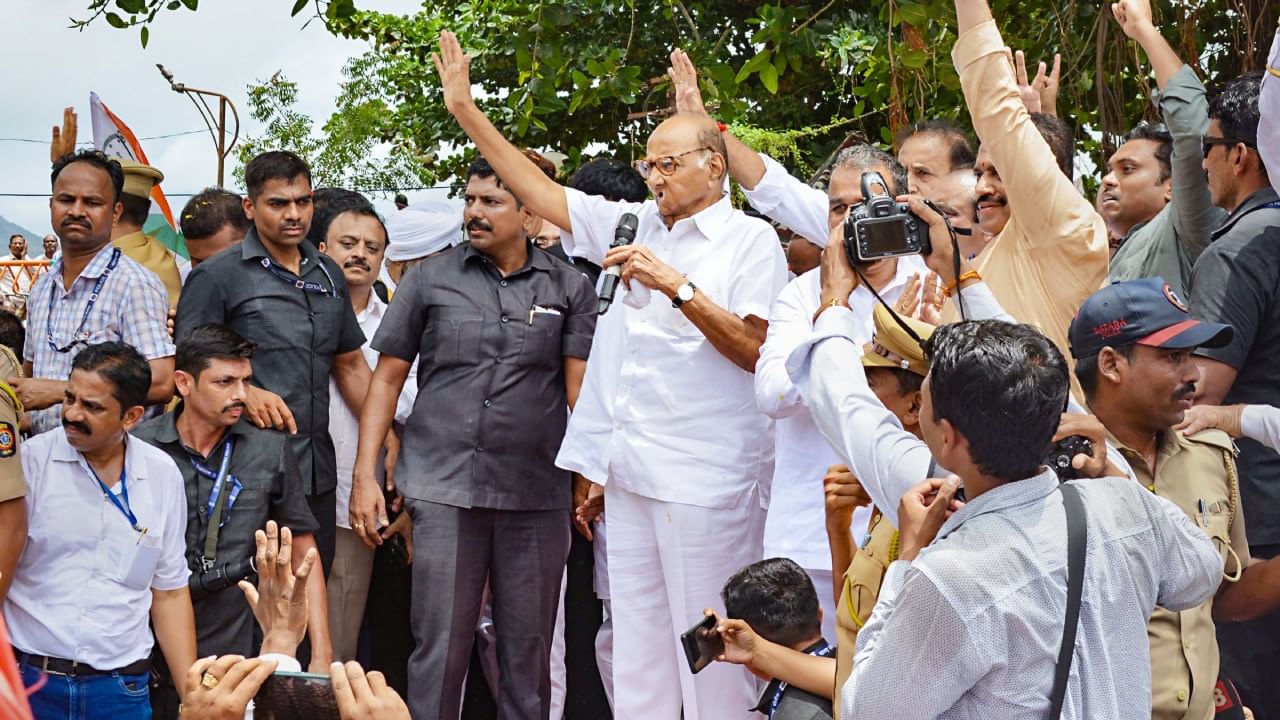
[259,256,337,297]
[191,437,238,525]
[91,463,141,532]
[765,640,834,718]
[47,247,121,353]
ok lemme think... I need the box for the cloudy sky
[0,0,425,236]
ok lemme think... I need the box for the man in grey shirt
[1105,0,1224,297]
[349,155,597,720]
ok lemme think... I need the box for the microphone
[597,213,639,315]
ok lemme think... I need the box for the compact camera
[842,171,931,263]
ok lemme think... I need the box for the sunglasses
[1202,135,1254,159]
[634,147,714,180]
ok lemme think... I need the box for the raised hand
[823,464,871,531]
[431,30,476,112]
[51,106,77,163]
[668,49,710,117]
[1008,49,1042,113]
[1111,0,1156,39]
[897,476,964,561]
[238,521,317,658]
[1034,53,1062,117]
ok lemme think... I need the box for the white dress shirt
[5,429,189,669]
[789,308,1222,718]
[756,260,923,570]
[1261,28,1279,195]
[330,293,418,529]
[741,155,834,251]
[1242,404,1280,452]
[555,189,788,508]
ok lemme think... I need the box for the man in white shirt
[317,203,416,662]
[788,211,1221,717]
[747,145,922,641]
[5,341,195,720]
[433,32,788,719]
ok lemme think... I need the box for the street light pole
[156,64,240,187]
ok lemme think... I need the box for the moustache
[1174,384,1196,401]
[62,418,91,435]
[466,220,493,233]
[977,194,1006,207]
[344,258,371,271]
[223,401,246,414]
[61,218,91,230]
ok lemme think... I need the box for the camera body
[843,171,931,262]
[1046,435,1094,481]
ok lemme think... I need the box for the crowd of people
[1,0,1280,718]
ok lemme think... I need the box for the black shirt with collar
[133,407,318,658]
[175,228,366,496]
[372,241,597,510]
[753,639,835,720]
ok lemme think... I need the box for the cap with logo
[1067,277,1233,359]
[116,158,165,200]
[862,303,935,378]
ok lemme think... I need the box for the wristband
[812,297,850,324]
[943,270,982,298]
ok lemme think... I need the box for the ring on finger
[201,672,220,689]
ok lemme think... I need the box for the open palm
[432,30,475,111]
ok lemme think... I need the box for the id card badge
[106,522,162,590]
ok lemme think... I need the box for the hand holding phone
[680,612,725,674]
[254,671,340,720]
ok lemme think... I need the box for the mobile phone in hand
[679,614,724,674]
[253,670,340,720]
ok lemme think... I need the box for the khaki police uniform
[831,304,932,715]
[113,159,182,310]
[1110,428,1248,720]
[0,345,25,503]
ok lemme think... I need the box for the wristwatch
[672,281,697,308]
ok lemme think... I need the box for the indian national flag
[89,91,188,259]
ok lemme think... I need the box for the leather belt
[17,651,151,677]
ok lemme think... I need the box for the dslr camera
[190,555,258,601]
[1046,435,1094,481]
[843,171,931,263]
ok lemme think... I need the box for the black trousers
[1217,542,1280,720]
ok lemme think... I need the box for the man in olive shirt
[1072,279,1280,719]
[349,156,596,720]
[133,324,327,717]
[176,151,377,573]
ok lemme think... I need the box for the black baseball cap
[1068,278,1233,359]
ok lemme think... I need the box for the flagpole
[156,64,240,187]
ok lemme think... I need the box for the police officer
[1070,278,1280,720]
[0,344,25,600]
[111,159,183,309]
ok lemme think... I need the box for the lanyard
[191,437,237,568]
[47,247,121,353]
[91,463,141,533]
[259,256,337,297]
[765,640,834,717]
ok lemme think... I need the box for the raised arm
[433,31,570,231]
[668,50,766,188]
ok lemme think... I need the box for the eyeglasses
[1202,135,1254,159]
[633,147,714,180]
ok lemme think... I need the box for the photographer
[787,200,1222,716]
[132,324,328,716]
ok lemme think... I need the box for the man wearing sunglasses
[432,32,787,720]
[1106,0,1225,299]
[1187,68,1280,718]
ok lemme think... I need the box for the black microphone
[597,213,639,315]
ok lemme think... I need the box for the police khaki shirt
[0,345,24,503]
[1112,428,1249,720]
[833,507,898,718]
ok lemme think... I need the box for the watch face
[678,284,695,302]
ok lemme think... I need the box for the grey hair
[830,144,908,196]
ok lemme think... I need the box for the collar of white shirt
[50,430,151,487]
[646,193,735,245]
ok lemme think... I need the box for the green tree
[80,0,1277,186]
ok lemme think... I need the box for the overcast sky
[0,0,425,236]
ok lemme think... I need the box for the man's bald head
[648,113,729,181]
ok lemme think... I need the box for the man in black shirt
[350,155,597,720]
[176,152,387,575]
[134,324,327,715]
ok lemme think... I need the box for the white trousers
[606,483,764,720]
[592,516,614,709]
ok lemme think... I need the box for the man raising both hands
[428,31,786,720]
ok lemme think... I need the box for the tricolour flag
[89,91,187,259]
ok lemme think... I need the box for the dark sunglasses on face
[1202,135,1254,159]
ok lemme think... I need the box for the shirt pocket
[309,299,345,356]
[521,307,566,369]
[424,306,485,368]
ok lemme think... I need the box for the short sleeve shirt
[1189,187,1280,545]
[25,243,175,435]
[372,242,597,510]
[132,409,318,658]
[0,347,24,503]
[175,229,365,495]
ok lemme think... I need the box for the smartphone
[253,671,340,720]
[679,614,724,675]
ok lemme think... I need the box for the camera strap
[850,198,968,356]
[193,437,237,570]
[1049,481,1087,720]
